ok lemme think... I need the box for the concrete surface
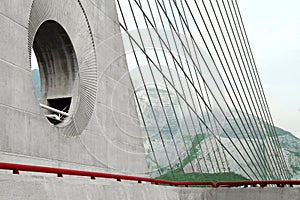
[0,172,299,200]
[0,0,148,175]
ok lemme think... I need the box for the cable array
[115,0,290,180]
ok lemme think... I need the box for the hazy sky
[239,0,300,137]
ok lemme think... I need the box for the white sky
[239,0,300,137]
[31,49,39,70]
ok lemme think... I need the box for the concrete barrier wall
[0,173,299,200]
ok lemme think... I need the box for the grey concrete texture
[0,172,299,200]
[0,0,148,175]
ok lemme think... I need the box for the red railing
[0,162,299,188]
[216,180,300,188]
[0,162,216,187]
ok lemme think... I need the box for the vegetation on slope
[156,134,248,183]
[157,170,248,183]
[181,134,206,168]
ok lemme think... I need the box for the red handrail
[216,180,300,187]
[0,162,216,187]
[0,162,298,188]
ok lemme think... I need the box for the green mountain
[134,88,300,180]
[210,110,300,179]
[276,128,300,179]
